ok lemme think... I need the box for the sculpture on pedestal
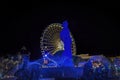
[40,20,76,67]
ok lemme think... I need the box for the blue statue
[60,20,74,67]
[60,20,72,57]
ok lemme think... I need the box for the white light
[45,55,47,57]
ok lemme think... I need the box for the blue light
[59,20,74,67]
[60,20,72,57]
[45,54,47,57]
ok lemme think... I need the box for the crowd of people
[0,54,21,79]
[81,56,120,80]
[0,47,120,80]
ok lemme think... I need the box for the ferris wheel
[40,23,76,56]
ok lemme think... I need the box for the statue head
[62,20,68,28]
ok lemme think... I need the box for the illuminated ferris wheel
[40,23,76,56]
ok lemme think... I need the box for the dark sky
[0,2,120,59]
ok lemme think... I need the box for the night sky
[0,2,120,60]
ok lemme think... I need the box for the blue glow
[60,20,72,57]
[60,20,74,67]
[45,54,47,57]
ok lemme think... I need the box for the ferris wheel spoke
[40,23,76,56]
